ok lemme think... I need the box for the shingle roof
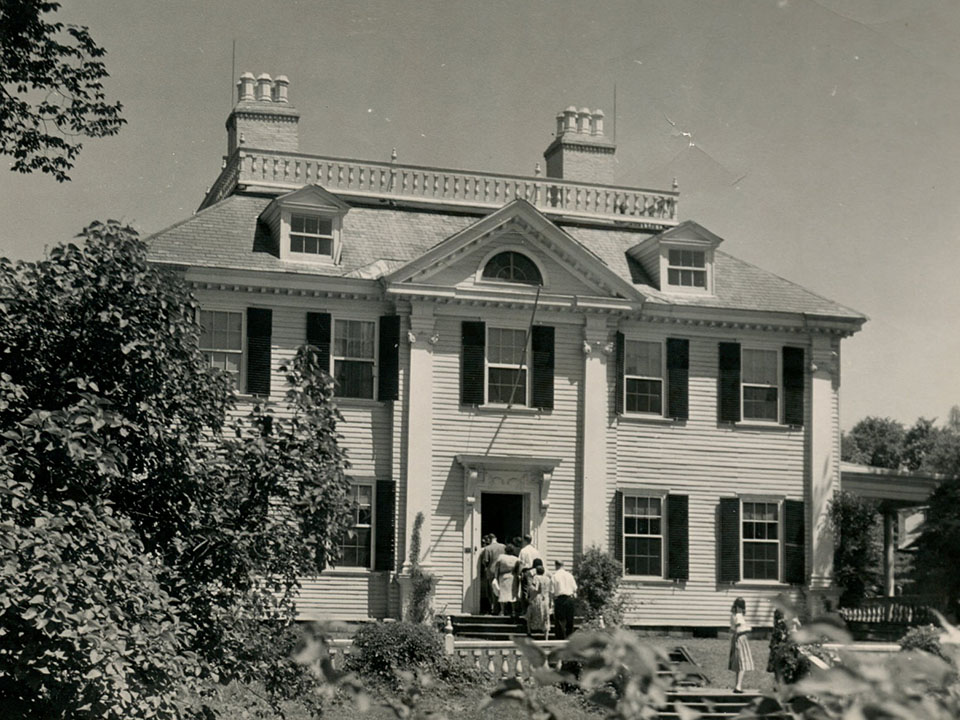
[147,193,864,320]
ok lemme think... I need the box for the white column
[580,314,612,552]
[403,303,436,569]
[883,509,896,597]
[809,334,840,590]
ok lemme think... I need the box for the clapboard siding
[428,312,583,612]
[426,233,607,297]
[613,330,809,627]
[296,573,390,620]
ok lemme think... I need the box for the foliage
[0,221,351,718]
[899,624,946,660]
[828,490,880,607]
[346,622,444,687]
[914,478,960,617]
[841,416,905,469]
[0,0,125,181]
[574,546,624,626]
[406,512,437,625]
[767,612,810,685]
[748,615,960,719]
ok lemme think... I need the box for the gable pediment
[384,200,644,303]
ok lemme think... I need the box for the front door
[478,492,524,614]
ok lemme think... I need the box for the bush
[829,491,880,607]
[574,546,625,626]
[900,624,945,659]
[405,512,437,624]
[347,622,444,685]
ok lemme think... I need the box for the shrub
[347,622,444,685]
[574,546,624,626]
[900,624,945,660]
[406,512,437,624]
[828,491,880,607]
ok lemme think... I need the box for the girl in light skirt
[728,597,754,693]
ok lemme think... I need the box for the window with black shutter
[306,311,332,373]
[246,307,272,396]
[666,494,689,580]
[374,480,396,572]
[783,346,805,427]
[718,497,741,583]
[378,315,400,401]
[531,325,555,410]
[666,338,689,420]
[461,321,485,405]
[718,342,741,423]
[614,332,625,415]
[784,499,805,585]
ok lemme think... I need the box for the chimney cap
[240,71,255,80]
[592,108,605,117]
[274,74,289,84]
[579,106,591,114]
[565,105,578,113]
[257,72,272,81]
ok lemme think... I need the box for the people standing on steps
[728,596,754,693]
[551,560,577,640]
[517,534,541,615]
[493,543,520,617]
[525,558,551,638]
[478,533,504,615]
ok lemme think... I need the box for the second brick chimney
[226,72,300,156]
[543,106,616,185]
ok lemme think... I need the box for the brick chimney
[226,72,300,155]
[543,106,616,184]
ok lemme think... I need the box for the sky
[1,0,958,430]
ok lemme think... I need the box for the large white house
[148,73,865,628]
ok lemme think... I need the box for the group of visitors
[478,533,578,639]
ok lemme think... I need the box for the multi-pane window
[742,348,779,421]
[290,214,334,256]
[340,484,373,568]
[333,319,376,399]
[667,249,707,288]
[198,310,242,381]
[487,327,528,405]
[624,340,663,414]
[743,501,780,581]
[623,495,663,576]
[482,251,543,286]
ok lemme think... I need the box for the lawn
[658,636,775,693]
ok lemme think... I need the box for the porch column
[580,314,611,552]
[403,303,436,569]
[809,334,840,590]
[883,509,896,597]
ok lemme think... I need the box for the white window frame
[331,316,379,401]
[484,325,531,407]
[659,243,713,295]
[621,491,667,579]
[289,213,335,258]
[339,481,376,570]
[740,346,781,424]
[474,245,549,288]
[740,497,783,583]
[623,338,666,417]
[198,307,245,389]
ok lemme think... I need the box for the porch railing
[839,595,939,624]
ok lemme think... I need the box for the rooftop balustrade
[201,149,679,229]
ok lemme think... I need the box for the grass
[660,636,775,693]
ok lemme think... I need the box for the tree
[0,221,352,718]
[842,416,906,469]
[902,417,939,472]
[0,1,124,181]
[828,490,880,607]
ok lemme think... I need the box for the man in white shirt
[551,560,577,639]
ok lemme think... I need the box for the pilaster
[580,314,613,552]
[808,334,840,589]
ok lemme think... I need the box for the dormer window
[667,249,706,288]
[260,185,350,265]
[290,214,334,256]
[481,251,543,286]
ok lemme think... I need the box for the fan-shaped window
[482,251,543,286]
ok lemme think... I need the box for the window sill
[733,581,793,590]
[336,397,387,409]
[618,414,682,426]
[621,577,680,587]
[468,405,543,416]
[729,421,799,432]
[318,567,380,577]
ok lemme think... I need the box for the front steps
[661,690,763,719]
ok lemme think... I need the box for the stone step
[659,691,762,719]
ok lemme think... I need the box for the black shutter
[378,315,400,401]
[461,321,485,405]
[306,312,332,374]
[531,325,555,410]
[614,331,625,415]
[666,338,690,420]
[783,346,805,427]
[374,480,396,572]
[718,342,741,423]
[666,494,689,581]
[784,499,805,585]
[718,497,741,583]
[614,490,624,564]
[246,308,272,396]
